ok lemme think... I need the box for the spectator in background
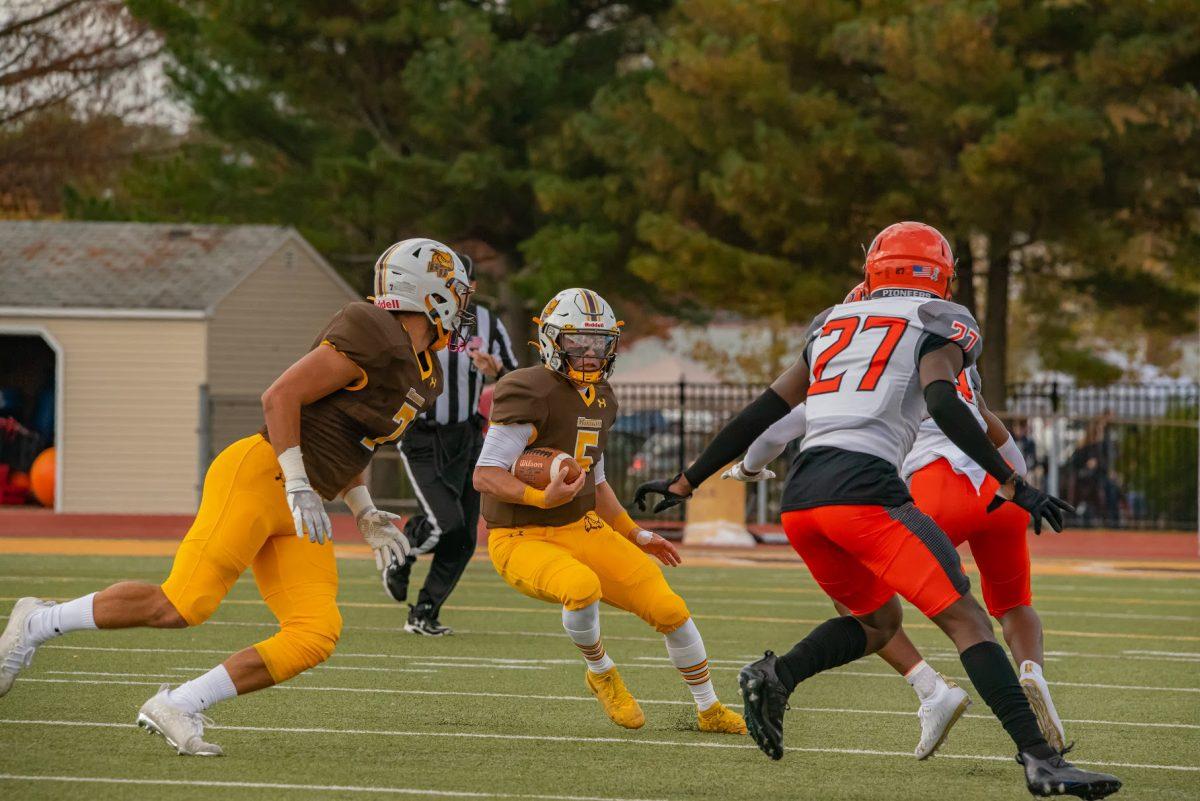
[382,252,520,635]
[1009,418,1042,485]
[1063,415,1122,527]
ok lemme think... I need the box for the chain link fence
[205,380,1198,530]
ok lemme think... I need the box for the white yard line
[16,675,1200,732]
[0,773,668,801]
[0,719,1195,773]
[40,644,1200,694]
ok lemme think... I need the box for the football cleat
[0,597,52,698]
[382,554,416,604]
[697,701,748,735]
[738,651,790,760]
[136,685,223,756]
[585,667,645,729]
[1020,663,1067,753]
[404,603,452,636]
[915,675,971,759]
[1017,750,1121,799]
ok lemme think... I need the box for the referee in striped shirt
[384,253,520,635]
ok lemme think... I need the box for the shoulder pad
[917,300,983,367]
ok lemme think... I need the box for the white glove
[721,461,776,482]
[358,508,411,570]
[344,485,411,569]
[278,446,332,544]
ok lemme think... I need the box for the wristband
[612,510,640,539]
[522,485,549,509]
[343,484,375,519]
[277,446,309,491]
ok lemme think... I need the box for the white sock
[1020,659,1044,679]
[664,618,718,711]
[562,603,614,674]
[25,593,97,646]
[166,664,238,714]
[904,660,943,702]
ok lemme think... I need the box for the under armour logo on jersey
[597,398,607,408]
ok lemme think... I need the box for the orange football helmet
[863,222,955,299]
[843,282,868,303]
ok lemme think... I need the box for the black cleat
[382,554,416,604]
[738,651,790,761]
[404,603,452,637]
[1018,750,1121,799]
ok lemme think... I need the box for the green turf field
[1,552,1197,800]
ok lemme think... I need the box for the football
[512,447,583,489]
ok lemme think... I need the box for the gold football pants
[488,512,690,633]
[160,434,342,683]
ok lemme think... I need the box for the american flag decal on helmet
[911,264,939,279]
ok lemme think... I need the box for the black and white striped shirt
[422,303,519,425]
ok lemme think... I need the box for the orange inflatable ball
[30,447,55,507]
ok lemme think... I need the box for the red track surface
[0,508,1194,561]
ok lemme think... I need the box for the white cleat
[0,597,52,698]
[915,675,971,759]
[136,685,224,756]
[1019,663,1066,753]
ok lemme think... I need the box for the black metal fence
[601,380,1198,531]
[206,380,1198,531]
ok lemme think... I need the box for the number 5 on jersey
[574,430,599,471]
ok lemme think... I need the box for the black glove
[633,474,692,514]
[986,477,1074,535]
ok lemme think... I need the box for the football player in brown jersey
[473,288,746,735]
[0,238,472,755]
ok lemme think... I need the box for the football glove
[721,462,776,482]
[633,474,692,514]
[286,480,332,544]
[987,477,1074,535]
[357,508,412,570]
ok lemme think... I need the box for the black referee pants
[398,419,484,617]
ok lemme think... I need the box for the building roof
[0,221,350,315]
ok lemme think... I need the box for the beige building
[0,221,358,514]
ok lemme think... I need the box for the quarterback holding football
[473,287,746,735]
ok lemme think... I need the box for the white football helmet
[372,238,474,350]
[534,288,622,384]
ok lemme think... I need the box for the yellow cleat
[585,667,645,729]
[697,701,748,735]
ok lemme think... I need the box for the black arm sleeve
[924,380,1014,484]
[682,388,793,488]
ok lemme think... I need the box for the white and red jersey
[799,293,983,468]
[902,366,990,492]
[781,292,983,512]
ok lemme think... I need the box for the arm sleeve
[476,423,534,470]
[743,403,807,473]
[997,435,1028,476]
[682,388,793,488]
[490,314,520,373]
[924,380,1014,484]
[593,455,606,485]
[489,372,547,429]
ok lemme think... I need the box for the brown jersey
[263,301,442,499]
[482,366,618,529]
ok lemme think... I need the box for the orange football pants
[160,434,342,683]
[782,502,970,618]
[910,458,1033,618]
